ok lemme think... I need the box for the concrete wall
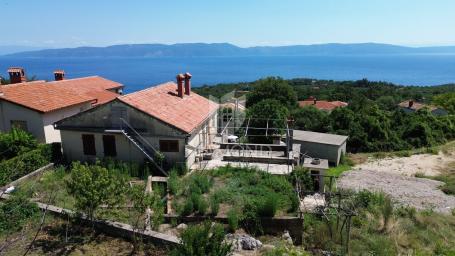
[42,103,91,143]
[0,100,46,142]
[58,100,218,168]
[296,140,346,166]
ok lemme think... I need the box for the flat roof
[293,130,348,146]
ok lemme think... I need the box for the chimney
[176,74,184,98]
[408,100,414,108]
[54,70,65,81]
[313,98,317,105]
[7,67,26,84]
[184,72,192,95]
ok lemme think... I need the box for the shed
[293,130,348,166]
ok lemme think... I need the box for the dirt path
[353,151,454,176]
[338,149,455,213]
[338,169,455,213]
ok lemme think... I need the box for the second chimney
[54,70,65,81]
[7,67,26,84]
[408,100,414,108]
[184,72,192,95]
[176,74,184,98]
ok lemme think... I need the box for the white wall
[0,100,46,142]
[42,103,91,143]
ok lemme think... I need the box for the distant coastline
[3,42,455,58]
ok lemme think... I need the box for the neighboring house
[0,67,123,143]
[293,130,348,166]
[398,100,448,116]
[299,96,348,112]
[55,73,219,173]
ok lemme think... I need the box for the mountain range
[3,43,455,58]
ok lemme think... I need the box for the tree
[246,99,289,143]
[292,106,329,132]
[66,162,127,220]
[171,221,232,256]
[246,77,297,109]
[433,92,455,114]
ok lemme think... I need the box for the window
[82,134,96,156]
[10,120,28,131]
[103,135,117,157]
[159,140,179,152]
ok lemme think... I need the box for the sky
[1,0,455,48]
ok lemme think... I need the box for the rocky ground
[338,169,455,213]
[338,148,455,214]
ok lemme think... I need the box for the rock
[282,230,293,245]
[226,234,262,251]
[176,223,187,231]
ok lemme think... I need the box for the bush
[257,193,278,217]
[210,194,220,216]
[171,221,232,256]
[0,193,39,234]
[227,209,239,232]
[0,144,51,187]
[0,128,38,161]
[168,170,181,195]
[182,198,194,216]
[241,201,263,235]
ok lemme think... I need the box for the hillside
[4,43,455,58]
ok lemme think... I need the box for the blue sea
[1,55,455,93]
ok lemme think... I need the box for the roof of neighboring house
[118,82,219,134]
[0,76,123,113]
[220,102,246,111]
[299,99,348,111]
[293,130,348,146]
[398,100,440,112]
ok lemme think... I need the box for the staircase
[119,118,168,176]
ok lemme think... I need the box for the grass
[18,166,147,226]
[0,215,169,256]
[416,161,455,196]
[171,165,299,217]
[303,190,455,255]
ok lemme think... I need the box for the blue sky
[1,0,455,47]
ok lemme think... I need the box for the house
[299,96,348,112]
[398,100,448,116]
[293,130,348,166]
[55,73,219,173]
[0,67,123,143]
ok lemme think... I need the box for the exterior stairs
[119,118,168,176]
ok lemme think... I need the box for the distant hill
[0,45,46,55]
[4,43,455,58]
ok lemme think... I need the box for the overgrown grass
[303,190,455,255]
[416,162,455,195]
[172,165,298,218]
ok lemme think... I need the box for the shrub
[257,193,278,217]
[196,197,208,215]
[168,170,181,195]
[182,198,194,216]
[0,193,39,234]
[210,194,220,216]
[171,221,232,256]
[0,128,38,160]
[241,201,263,235]
[227,209,239,232]
[0,144,51,187]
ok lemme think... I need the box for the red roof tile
[118,82,219,134]
[0,76,123,112]
[299,100,348,111]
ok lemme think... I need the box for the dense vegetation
[195,77,455,152]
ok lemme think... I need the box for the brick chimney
[54,70,65,81]
[408,100,414,108]
[313,98,317,105]
[184,72,192,95]
[7,67,26,84]
[176,74,184,98]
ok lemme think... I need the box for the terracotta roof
[118,82,219,134]
[0,76,123,112]
[7,67,24,73]
[398,100,438,111]
[299,100,348,111]
[49,76,122,105]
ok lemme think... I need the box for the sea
[1,54,455,93]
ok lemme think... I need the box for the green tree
[66,162,127,220]
[433,92,455,114]
[0,128,38,160]
[246,99,289,143]
[292,106,329,132]
[171,221,232,256]
[246,77,297,109]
